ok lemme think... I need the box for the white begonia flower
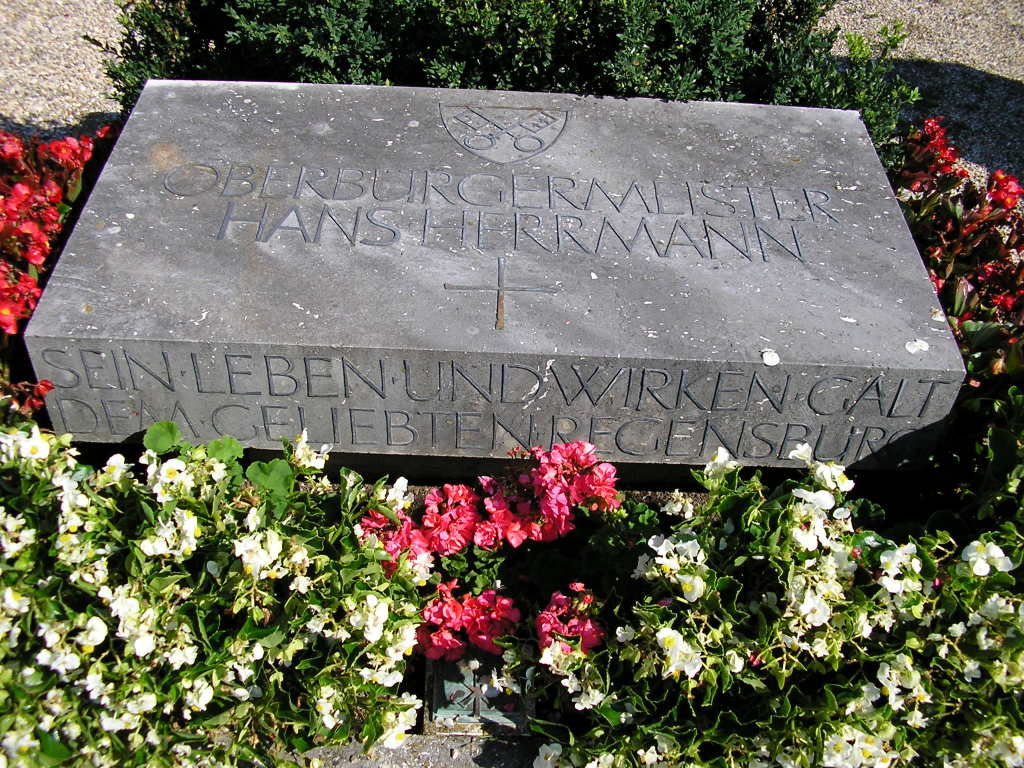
[157,458,193,491]
[575,686,604,711]
[379,693,420,749]
[647,535,673,557]
[2,587,29,616]
[76,617,108,649]
[165,642,199,670]
[980,593,1014,621]
[679,573,705,602]
[632,553,653,580]
[811,461,854,493]
[316,687,342,729]
[661,492,694,519]
[18,426,50,462]
[534,743,562,768]
[100,713,129,732]
[101,454,127,482]
[585,755,615,768]
[126,692,158,714]
[385,477,414,510]
[560,674,582,694]
[245,507,262,531]
[2,728,39,758]
[349,593,390,644]
[963,660,981,682]
[788,442,814,465]
[616,625,636,643]
[991,734,1024,767]
[0,508,37,560]
[401,550,434,587]
[234,529,284,579]
[677,538,706,564]
[799,592,831,627]
[704,446,739,478]
[293,430,330,470]
[726,649,745,673]
[961,540,1014,577]
[878,543,923,593]
[792,488,835,510]
[184,677,214,717]
[637,746,660,766]
[132,633,157,657]
[36,648,81,676]
[656,627,702,679]
[792,525,820,552]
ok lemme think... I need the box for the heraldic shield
[439,104,569,164]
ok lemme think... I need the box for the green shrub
[104,0,918,158]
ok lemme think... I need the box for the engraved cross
[444,255,561,330]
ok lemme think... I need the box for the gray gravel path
[822,0,1024,181]
[0,0,121,136]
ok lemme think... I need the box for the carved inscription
[161,163,844,263]
[35,344,958,465]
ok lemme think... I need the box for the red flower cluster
[0,126,115,336]
[895,118,1024,376]
[989,170,1023,211]
[1,378,53,417]
[477,441,622,546]
[416,580,521,660]
[896,117,969,197]
[422,484,482,555]
[536,582,605,654]
[359,442,622,571]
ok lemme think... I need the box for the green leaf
[38,731,72,763]
[257,628,287,648]
[144,421,183,454]
[66,174,83,204]
[207,435,244,463]
[151,574,187,594]
[246,459,292,497]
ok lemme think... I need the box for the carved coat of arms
[439,104,569,164]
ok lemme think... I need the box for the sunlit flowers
[961,540,1014,576]
[655,626,702,679]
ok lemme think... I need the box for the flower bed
[0,421,1021,767]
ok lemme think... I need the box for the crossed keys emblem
[439,104,570,164]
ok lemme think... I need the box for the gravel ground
[0,0,121,136]
[822,0,1024,181]
[0,0,1021,179]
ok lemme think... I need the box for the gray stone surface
[26,81,964,467]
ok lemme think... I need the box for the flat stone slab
[26,81,964,467]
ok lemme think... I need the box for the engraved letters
[34,344,957,466]
[164,162,839,263]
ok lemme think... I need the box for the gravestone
[26,80,964,467]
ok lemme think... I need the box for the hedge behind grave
[104,0,917,164]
